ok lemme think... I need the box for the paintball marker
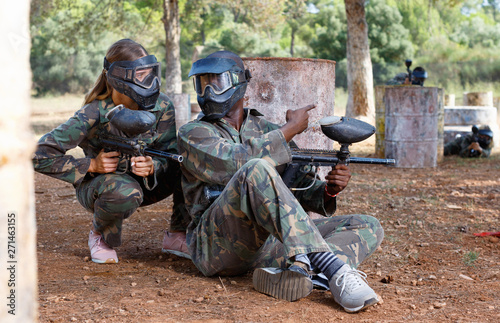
[282,116,395,189]
[405,59,413,84]
[404,59,427,86]
[469,125,481,157]
[100,105,183,174]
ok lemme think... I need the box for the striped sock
[308,252,345,280]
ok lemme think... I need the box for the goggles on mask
[104,55,161,89]
[193,70,247,96]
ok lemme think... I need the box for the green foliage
[30,0,164,96]
[220,24,290,58]
[365,0,414,84]
[366,0,414,65]
[29,0,500,97]
[309,2,347,60]
[392,0,433,50]
[463,250,480,267]
[30,8,112,95]
[309,0,413,87]
[450,16,500,48]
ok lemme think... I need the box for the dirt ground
[32,107,499,322]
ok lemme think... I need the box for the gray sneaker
[253,265,313,302]
[329,264,379,313]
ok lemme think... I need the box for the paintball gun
[282,116,395,189]
[404,59,427,86]
[100,105,183,174]
[469,125,481,157]
[405,59,413,84]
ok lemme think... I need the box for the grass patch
[463,251,480,267]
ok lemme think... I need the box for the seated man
[178,50,384,313]
[444,125,494,158]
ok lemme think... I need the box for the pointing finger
[302,104,316,111]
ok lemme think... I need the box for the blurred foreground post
[0,1,38,322]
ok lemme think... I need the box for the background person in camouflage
[444,125,494,158]
[386,66,427,86]
[178,50,384,313]
[33,39,190,264]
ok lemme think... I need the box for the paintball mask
[477,126,494,149]
[104,55,161,110]
[411,67,427,86]
[470,125,493,156]
[188,57,251,120]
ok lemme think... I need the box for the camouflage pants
[76,162,189,247]
[187,159,384,277]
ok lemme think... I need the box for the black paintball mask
[478,127,494,149]
[411,67,427,86]
[104,55,161,110]
[188,57,251,120]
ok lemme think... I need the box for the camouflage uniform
[33,93,189,247]
[386,72,409,85]
[178,109,384,277]
[444,134,492,158]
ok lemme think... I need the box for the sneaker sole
[253,268,313,302]
[161,248,191,260]
[339,296,379,313]
[91,258,118,264]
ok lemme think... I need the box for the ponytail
[83,70,113,105]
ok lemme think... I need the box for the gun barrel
[350,157,395,165]
[143,148,184,163]
[291,155,339,164]
[291,154,395,166]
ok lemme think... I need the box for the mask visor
[133,64,161,89]
[194,71,234,96]
[107,59,161,89]
[194,71,246,96]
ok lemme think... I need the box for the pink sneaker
[161,231,191,259]
[88,230,118,264]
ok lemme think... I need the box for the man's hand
[281,104,316,142]
[131,156,154,177]
[324,164,351,196]
[89,150,120,173]
[469,142,482,153]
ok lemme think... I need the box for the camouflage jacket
[177,108,336,225]
[444,134,492,158]
[386,72,409,85]
[33,93,178,187]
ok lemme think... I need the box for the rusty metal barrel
[242,57,336,151]
[463,91,493,106]
[384,87,444,168]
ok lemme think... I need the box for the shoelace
[90,234,104,250]
[335,268,369,296]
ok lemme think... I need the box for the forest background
[29,0,500,108]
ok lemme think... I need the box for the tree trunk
[0,0,38,322]
[162,0,182,97]
[344,0,375,124]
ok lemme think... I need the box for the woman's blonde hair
[83,39,148,105]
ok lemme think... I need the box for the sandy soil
[32,108,499,322]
